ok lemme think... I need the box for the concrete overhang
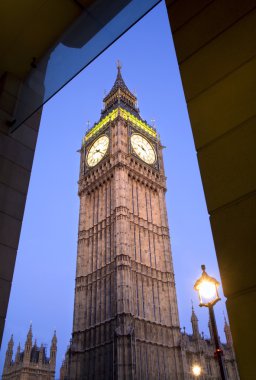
[0,0,96,80]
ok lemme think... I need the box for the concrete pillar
[166,1,256,378]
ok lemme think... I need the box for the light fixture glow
[192,364,202,376]
[198,280,216,300]
[84,107,157,142]
[194,265,220,307]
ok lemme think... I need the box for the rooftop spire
[8,334,13,346]
[102,62,138,116]
[105,61,135,99]
[4,335,14,372]
[224,315,233,347]
[27,323,33,341]
[191,300,197,321]
[8,334,14,349]
[15,343,21,363]
[51,330,57,346]
[191,303,200,338]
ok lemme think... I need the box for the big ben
[68,64,184,379]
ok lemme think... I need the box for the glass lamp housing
[194,265,220,307]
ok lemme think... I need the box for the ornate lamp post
[194,265,227,380]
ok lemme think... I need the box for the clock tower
[68,64,184,379]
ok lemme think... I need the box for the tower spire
[116,59,122,72]
[2,328,57,379]
[191,302,200,339]
[26,323,33,343]
[39,344,44,364]
[24,323,33,363]
[15,343,21,363]
[51,330,57,346]
[8,334,14,349]
[224,315,233,347]
[50,330,57,370]
[3,335,14,372]
[102,62,138,115]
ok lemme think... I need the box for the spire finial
[8,334,14,347]
[51,330,57,345]
[26,323,33,343]
[116,60,122,71]
[191,300,197,319]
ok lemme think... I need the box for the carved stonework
[65,67,182,380]
[2,327,56,380]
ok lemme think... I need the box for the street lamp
[194,265,227,380]
[192,364,202,377]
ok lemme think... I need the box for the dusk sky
[1,2,228,376]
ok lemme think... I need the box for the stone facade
[61,67,240,380]
[179,309,239,379]
[2,325,57,380]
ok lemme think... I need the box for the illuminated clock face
[86,135,109,167]
[131,133,156,164]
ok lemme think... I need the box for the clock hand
[139,144,145,151]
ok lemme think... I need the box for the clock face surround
[86,135,109,167]
[131,133,156,165]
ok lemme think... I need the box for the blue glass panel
[10,0,161,132]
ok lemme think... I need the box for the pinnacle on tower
[8,334,14,349]
[38,344,44,364]
[2,329,57,379]
[3,335,14,372]
[51,330,57,347]
[26,323,33,342]
[24,323,33,362]
[104,61,135,99]
[15,343,21,363]
[102,62,138,115]
[53,329,57,340]
[191,304,200,338]
[224,316,233,347]
[50,330,57,369]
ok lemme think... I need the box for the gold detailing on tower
[84,107,156,142]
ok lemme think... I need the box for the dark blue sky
[1,2,228,376]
